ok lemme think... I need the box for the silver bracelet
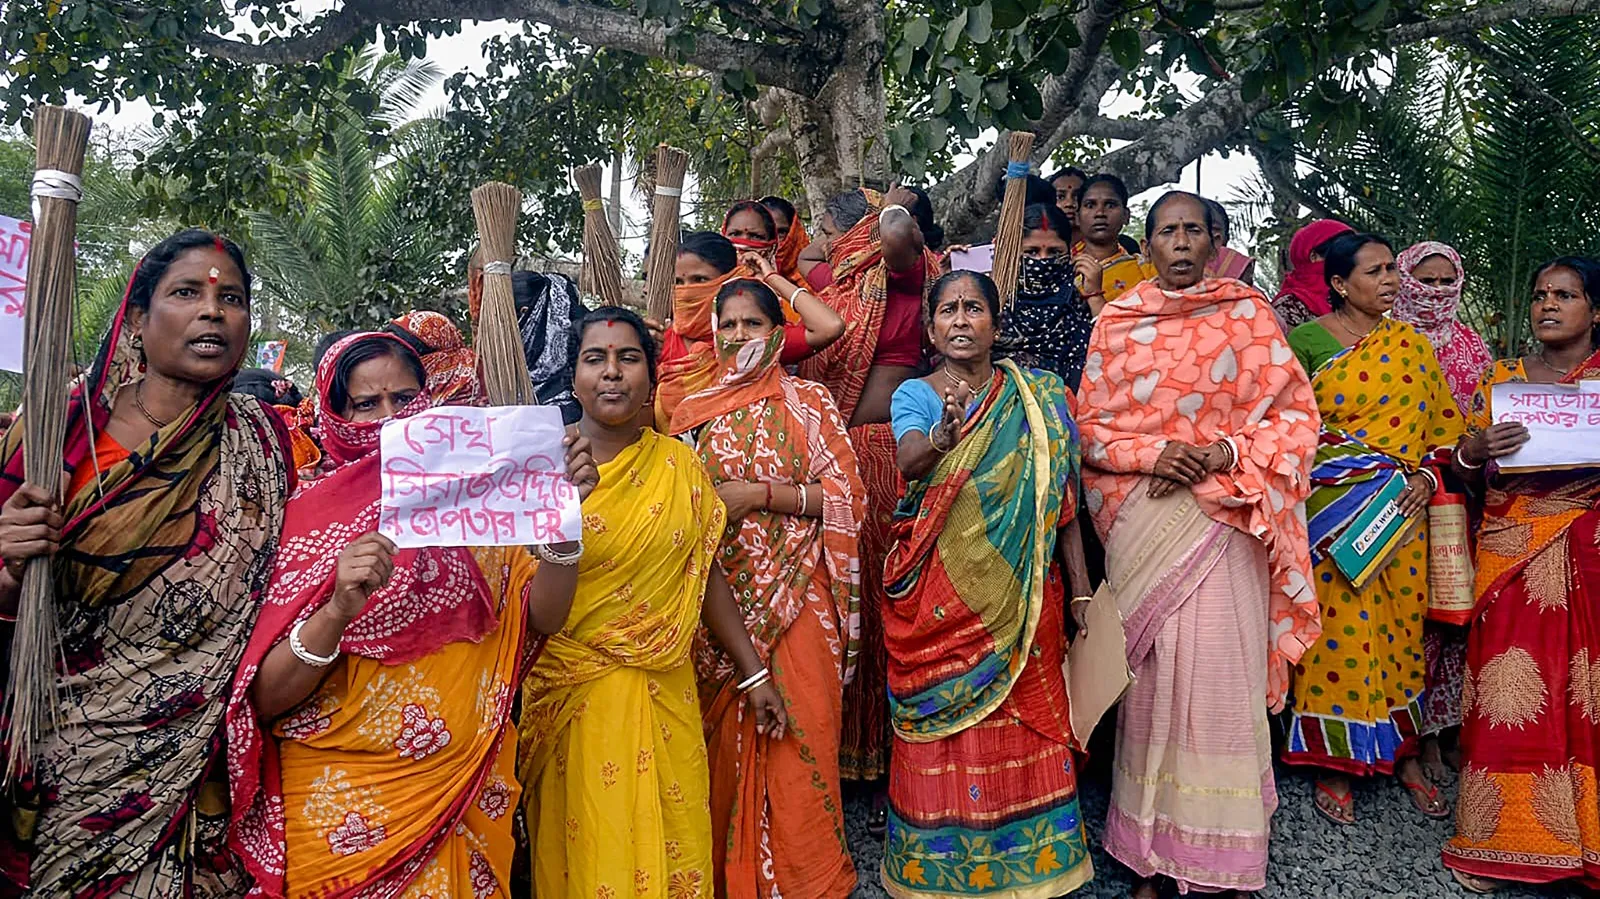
[797,486,809,517]
[1454,443,1484,471]
[736,667,771,692]
[535,541,584,566]
[289,618,340,668]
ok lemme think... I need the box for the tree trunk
[783,0,889,221]
[607,153,623,235]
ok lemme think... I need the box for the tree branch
[1250,142,1335,220]
[1457,33,1600,166]
[1078,115,1152,142]
[188,0,835,95]
[1390,0,1600,43]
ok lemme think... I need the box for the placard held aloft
[379,405,580,548]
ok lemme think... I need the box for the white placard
[378,405,580,547]
[0,215,30,373]
[950,243,994,274]
[1491,380,1600,471]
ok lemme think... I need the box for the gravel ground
[842,742,1577,898]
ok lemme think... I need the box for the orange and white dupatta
[1077,277,1323,710]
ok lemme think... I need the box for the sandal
[1398,770,1452,819]
[1313,780,1355,825]
[1450,869,1503,894]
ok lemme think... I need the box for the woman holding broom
[670,277,864,898]
[0,229,294,897]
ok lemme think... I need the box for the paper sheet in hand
[378,405,579,548]
[1065,582,1132,747]
[1492,380,1600,471]
[950,244,994,274]
[0,215,31,373]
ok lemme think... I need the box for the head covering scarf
[1273,219,1354,317]
[386,310,482,407]
[511,271,586,420]
[1390,241,1493,412]
[1392,241,1464,343]
[0,246,292,896]
[226,332,503,894]
[654,264,754,429]
[669,329,786,435]
[1004,254,1094,390]
[796,189,942,421]
[775,216,810,283]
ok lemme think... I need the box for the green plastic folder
[1328,471,1415,590]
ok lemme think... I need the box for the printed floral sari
[674,329,865,899]
[1443,351,1600,887]
[228,332,536,898]
[0,256,293,897]
[518,430,726,899]
[880,361,1092,899]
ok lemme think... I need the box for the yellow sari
[271,545,534,897]
[518,429,727,899]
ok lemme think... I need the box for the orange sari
[674,332,865,898]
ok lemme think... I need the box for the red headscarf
[1273,219,1353,317]
[226,332,501,895]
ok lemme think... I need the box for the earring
[131,333,146,372]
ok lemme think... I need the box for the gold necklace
[1536,351,1578,377]
[1329,310,1374,342]
[133,382,173,428]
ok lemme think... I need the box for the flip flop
[1314,780,1355,825]
[1400,773,1452,819]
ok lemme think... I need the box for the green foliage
[1280,25,1600,354]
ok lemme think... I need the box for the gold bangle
[928,428,954,454]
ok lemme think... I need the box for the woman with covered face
[999,202,1102,390]
[669,278,865,898]
[880,270,1094,898]
[0,229,293,896]
[1443,257,1600,893]
[1079,192,1321,897]
[1283,232,1465,825]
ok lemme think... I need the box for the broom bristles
[470,182,535,406]
[6,105,90,783]
[991,131,1035,309]
[643,145,689,322]
[575,165,625,308]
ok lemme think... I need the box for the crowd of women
[0,164,1594,899]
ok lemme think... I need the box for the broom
[574,164,625,308]
[5,105,91,782]
[643,144,689,323]
[470,182,536,406]
[991,131,1035,309]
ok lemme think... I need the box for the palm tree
[244,50,454,372]
[1243,23,1600,354]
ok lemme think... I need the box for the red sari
[796,191,941,781]
[1443,350,1600,887]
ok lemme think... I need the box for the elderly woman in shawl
[520,307,786,899]
[0,230,293,896]
[796,187,942,799]
[669,278,865,898]
[1442,257,1600,893]
[880,269,1093,897]
[227,331,596,897]
[1389,241,1493,779]
[656,231,843,429]
[1284,232,1465,824]
[1271,218,1353,333]
[1079,192,1322,897]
